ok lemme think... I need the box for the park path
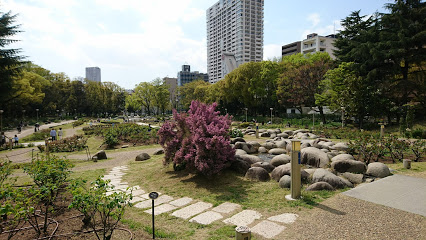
[2,120,75,140]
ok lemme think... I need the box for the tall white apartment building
[207,0,264,83]
[301,33,337,59]
[85,67,101,82]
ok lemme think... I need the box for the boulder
[153,149,165,155]
[312,169,352,189]
[135,152,151,161]
[230,159,251,174]
[258,147,268,153]
[330,142,349,151]
[270,133,277,138]
[231,137,246,144]
[277,133,289,138]
[270,154,291,166]
[121,145,129,148]
[331,154,355,162]
[275,140,287,148]
[235,149,248,156]
[341,172,364,184]
[262,142,277,150]
[236,154,262,164]
[279,175,291,188]
[252,162,275,173]
[366,162,391,178]
[301,147,330,168]
[245,167,270,181]
[269,148,287,155]
[306,182,334,191]
[270,163,309,182]
[235,142,257,154]
[301,142,311,149]
[331,159,366,174]
[93,150,107,160]
[260,132,270,137]
[246,141,261,149]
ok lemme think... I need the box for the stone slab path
[343,174,426,217]
[102,165,300,239]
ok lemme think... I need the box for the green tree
[0,10,25,108]
[152,78,170,114]
[178,80,210,109]
[133,82,155,115]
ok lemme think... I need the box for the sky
[3,0,388,89]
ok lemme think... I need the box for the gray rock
[235,142,257,154]
[331,159,366,174]
[320,149,330,153]
[121,145,129,148]
[252,162,275,173]
[312,169,351,189]
[260,132,270,137]
[231,159,251,174]
[331,154,355,162]
[306,182,334,191]
[279,175,291,188]
[270,163,309,182]
[231,137,246,144]
[270,133,277,138]
[235,149,248,156]
[277,133,289,138]
[269,148,287,155]
[301,147,330,168]
[246,141,261,149]
[153,149,165,155]
[258,147,268,153]
[283,130,293,135]
[275,141,286,148]
[341,172,364,184]
[236,154,262,164]
[330,142,349,151]
[245,167,270,181]
[301,142,311,149]
[270,154,291,166]
[366,162,391,178]
[135,152,151,161]
[93,150,107,160]
[262,142,277,150]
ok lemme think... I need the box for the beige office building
[207,0,264,83]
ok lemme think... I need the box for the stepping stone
[189,211,223,225]
[267,213,298,224]
[169,197,193,207]
[144,204,178,215]
[212,202,241,214]
[172,202,213,220]
[130,196,145,204]
[223,210,262,226]
[115,184,129,190]
[134,195,173,209]
[130,189,146,196]
[251,220,286,239]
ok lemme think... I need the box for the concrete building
[163,77,178,107]
[85,67,101,82]
[301,33,337,59]
[207,0,264,83]
[282,41,301,57]
[177,65,209,86]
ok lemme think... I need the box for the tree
[178,80,210,109]
[158,101,235,176]
[152,78,170,114]
[0,10,25,109]
[133,82,155,115]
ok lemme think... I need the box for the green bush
[229,129,244,138]
[411,128,425,139]
[239,122,250,128]
[48,135,87,152]
[21,129,50,141]
[72,119,85,127]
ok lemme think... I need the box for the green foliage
[229,129,244,138]
[348,135,384,165]
[101,123,158,147]
[383,135,410,163]
[69,177,132,240]
[21,129,50,141]
[72,119,85,127]
[409,140,425,162]
[239,122,250,128]
[48,135,87,152]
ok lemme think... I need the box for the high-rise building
[177,65,209,86]
[163,77,178,107]
[282,41,301,57]
[85,67,101,82]
[207,0,264,83]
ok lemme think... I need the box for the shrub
[48,135,87,152]
[22,129,50,141]
[409,139,425,162]
[69,177,132,240]
[411,128,426,139]
[239,122,250,128]
[72,119,85,127]
[383,135,410,163]
[348,136,383,165]
[158,101,235,176]
[229,129,244,138]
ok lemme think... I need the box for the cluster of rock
[232,129,392,191]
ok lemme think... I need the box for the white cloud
[301,16,342,40]
[307,13,320,27]
[263,44,283,61]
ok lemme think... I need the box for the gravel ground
[279,194,426,240]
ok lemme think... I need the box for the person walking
[50,128,57,141]
[1,132,5,147]
[17,124,21,133]
[58,128,63,140]
[13,135,18,146]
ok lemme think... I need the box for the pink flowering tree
[158,101,235,176]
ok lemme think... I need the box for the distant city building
[85,67,101,82]
[177,65,209,86]
[301,33,337,59]
[282,41,301,57]
[207,0,264,83]
[125,89,134,95]
[163,77,178,106]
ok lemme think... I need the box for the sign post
[290,140,301,199]
[149,192,159,239]
[255,123,259,138]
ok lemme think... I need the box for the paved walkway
[2,120,75,140]
[104,166,299,239]
[343,174,426,217]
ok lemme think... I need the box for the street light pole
[22,110,26,123]
[244,108,248,122]
[270,108,273,124]
[0,110,3,132]
[341,107,345,128]
[36,109,39,122]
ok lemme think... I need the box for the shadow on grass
[167,168,252,205]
